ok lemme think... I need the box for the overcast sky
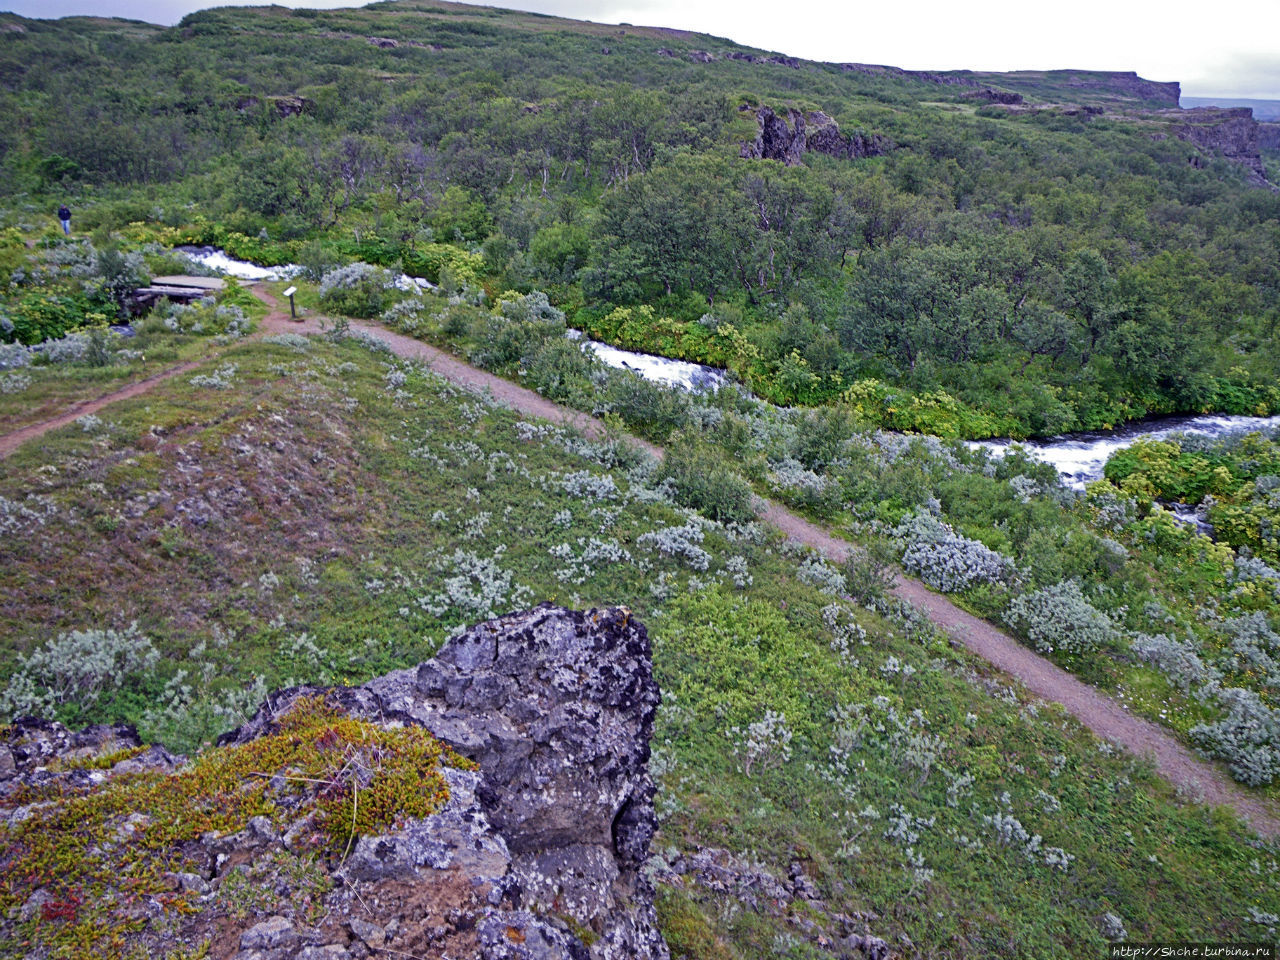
[3,0,1279,99]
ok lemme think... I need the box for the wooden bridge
[128,275,225,314]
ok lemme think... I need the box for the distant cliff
[835,65,1180,108]
[1163,107,1274,188]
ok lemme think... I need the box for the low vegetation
[2,0,1278,438]
[1,0,1279,953]
[1,695,471,959]
[0,322,1277,956]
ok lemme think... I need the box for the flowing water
[170,246,1279,501]
[175,246,302,282]
[566,331,726,392]
[174,247,435,291]
[970,414,1280,491]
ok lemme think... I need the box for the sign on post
[282,286,298,321]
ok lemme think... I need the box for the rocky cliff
[740,105,891,166]
[1257,121,1280,152]
[0,605,669,960]
[1164,107,1273,188]
[836,65,1180,107]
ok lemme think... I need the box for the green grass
[1,332,1278,957]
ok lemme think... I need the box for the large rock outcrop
[739,105,891,166]
[1165,107,1274,188]
[0,605,668,960]
[1260,122,1280,152]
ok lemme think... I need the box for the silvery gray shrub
[893,510,1012,593]
[1004,579,1116,654]
[0,624,159,719]
[1190,684,1280,785]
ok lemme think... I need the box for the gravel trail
[3,285,1273,836]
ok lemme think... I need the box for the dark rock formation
[1256,121,1280,152]
[964,88,1023,105]
[740,105,891,166]
[233,94,313,118]
[1,606,667,960]
[725,50,800,69]
[0,718,183,805]
[1164,107,1273,188]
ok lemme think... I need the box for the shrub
[466,291,566,370]
[0,624,159,722]
[318,262,396,318]
[38,331,91,364]
[769,458,844,519]
[893,511,1012,593]
[524,338,597,403]
[658,443,754,524]
[1005,580,1116,654]
[637,521,712,571]
[296,239,346,282]
[605,374,691,441]
[0,341,30,370]
[796,556,847,596]
[1189,685,1280,786]
[92,246,149,316]
[1128,633,1216,692]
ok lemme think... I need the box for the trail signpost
[282,286,298,320]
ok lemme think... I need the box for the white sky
[2,0,1278,98]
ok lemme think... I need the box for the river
[174,246,435,292]
[172,247,1278,495]
[970,413,1280,492]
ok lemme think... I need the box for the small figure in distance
[57,203,71,236]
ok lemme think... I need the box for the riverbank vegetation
[2,2,1280,951]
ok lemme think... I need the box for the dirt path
[7,286,1277,836]
[0,358,210,461]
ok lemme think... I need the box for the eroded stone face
[3,605,669,960]
[739,105,892,166]
[221,603,669,960]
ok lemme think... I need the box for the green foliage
[1,2,1276,434]
[0,624,159,725]
[658,440,755,524]
[317,262,396,319]
[1005,580,1118,655]
[1104,431,1280,563]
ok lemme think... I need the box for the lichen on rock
[0,604,669,960]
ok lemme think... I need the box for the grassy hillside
[2,4,1280,954]
[1,327,1278,957]
[0,0,1278,436]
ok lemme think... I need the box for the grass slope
[1,331,1278,957]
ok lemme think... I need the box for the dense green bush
[523,337,597,403]
[658,440,755,524]
[604,374,691,441]
[318,262,396,319]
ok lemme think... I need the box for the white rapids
[568,331,727,392]
[971,414,1280,491]
[175,247,435,292]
